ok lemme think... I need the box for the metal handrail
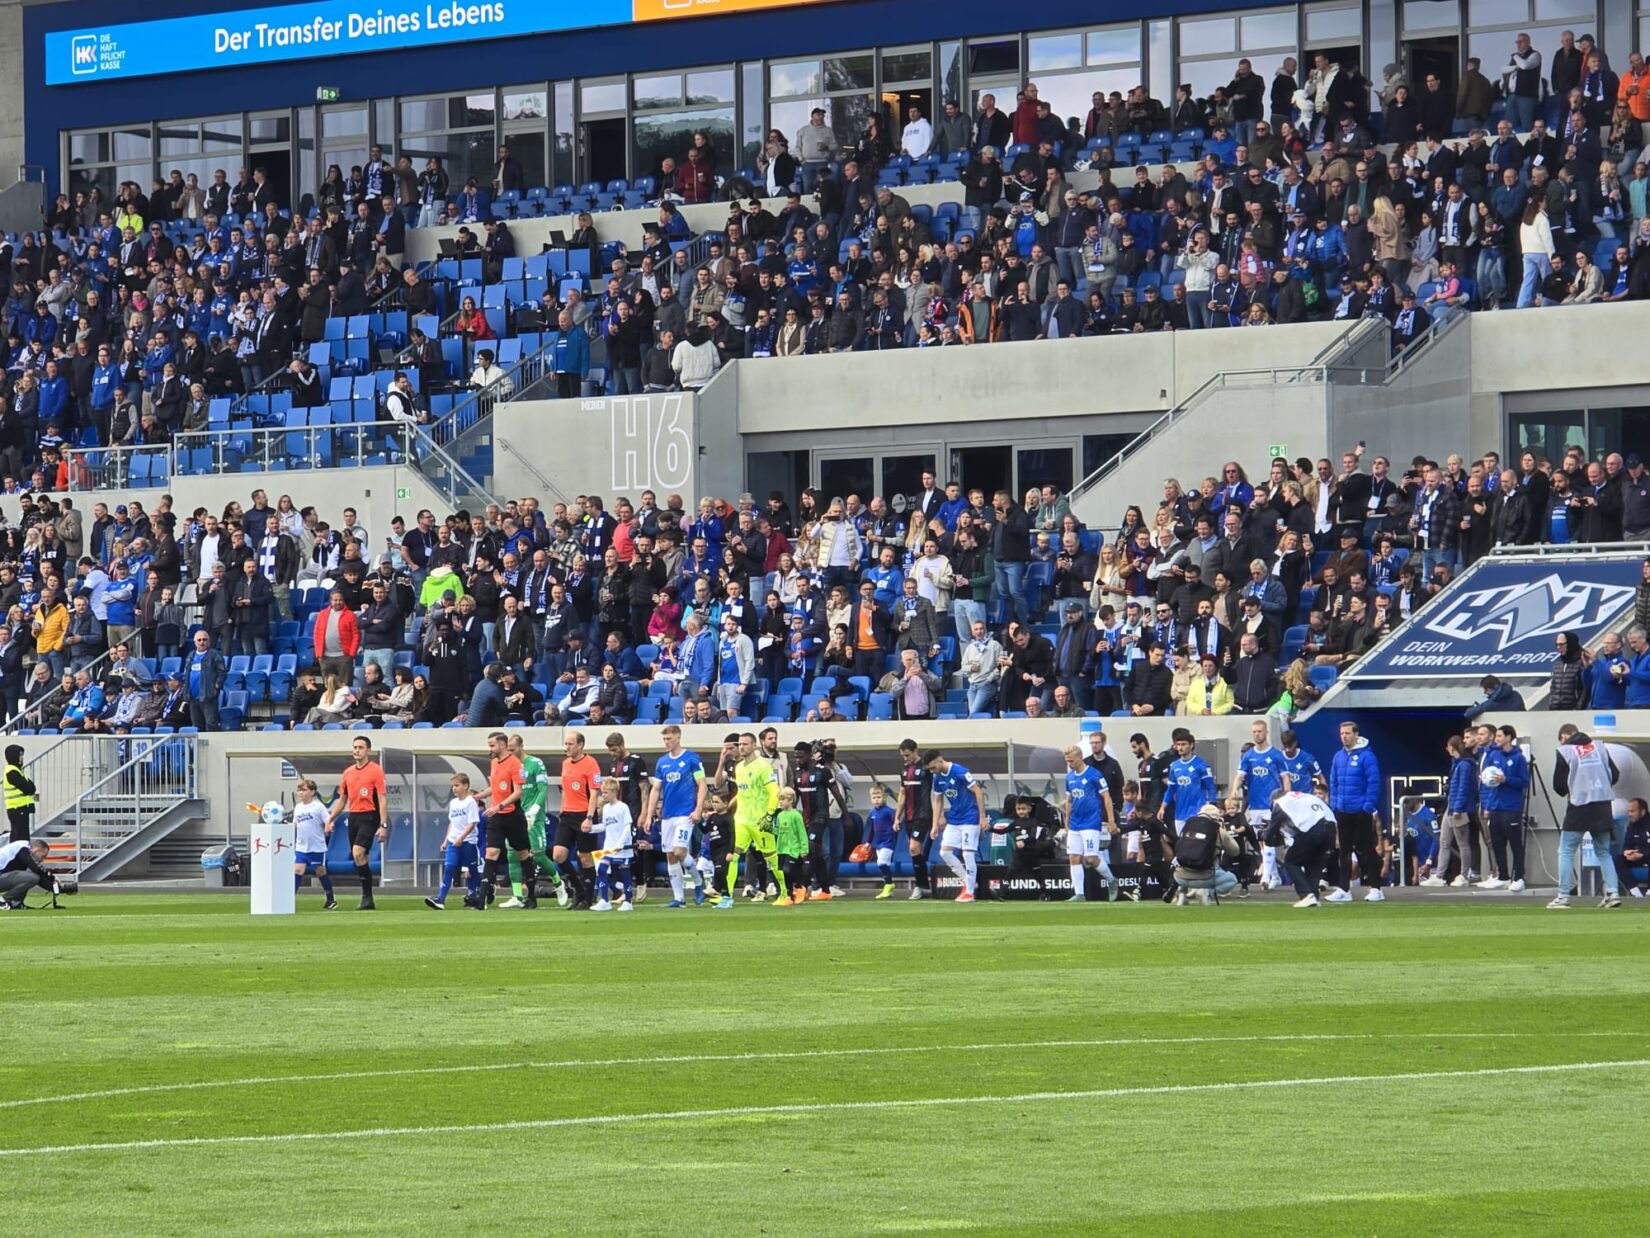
[406,423,502,512]
[494,435,572,507]
[1068,318,1389,508]
[425,330,561,446]
[5,650,114,735]
[54,735,198,878]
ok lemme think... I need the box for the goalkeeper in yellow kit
[720,732,788,910]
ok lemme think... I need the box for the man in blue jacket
[1329,719,1384,901]
[1623,627,1650,707]
[1476,725,1530,891]
[1585,631,1629,710]
[545,309,590,399]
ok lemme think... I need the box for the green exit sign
[1267,443,1288,460]
[316,86,342,102]
[395,487,411,500]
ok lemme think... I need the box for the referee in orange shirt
[552,730,603,910]
[479,731,537,909]
[325,735,388,910]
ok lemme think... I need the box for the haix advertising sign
[46,0,840,85]
[1355,559,1644,679]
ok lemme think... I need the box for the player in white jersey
[427,773,484,910]
[290,779,337,909]
[1267,788,1346,907]
[589,778,636,912]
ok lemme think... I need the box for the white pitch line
[2,1029,1636,1113]
[1,1058,1642,1160]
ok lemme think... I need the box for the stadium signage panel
[1355,559,1643,679]
[46,0,841,84]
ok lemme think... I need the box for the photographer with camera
[0,837,59,908]
[1006,794,1061,898]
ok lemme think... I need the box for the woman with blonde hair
[304,673,357,726]
[1088,544,1128,610]
[1368,195,1410,290]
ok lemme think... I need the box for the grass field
[4,891,1647,1236]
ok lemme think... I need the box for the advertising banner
[1353,558,1643,680]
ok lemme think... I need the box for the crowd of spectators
[2,424,1642,733]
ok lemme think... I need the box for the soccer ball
[260,800,287,824]
[1480,767,1505,788]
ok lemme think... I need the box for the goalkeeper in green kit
[503,733,567,907]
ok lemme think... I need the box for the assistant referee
[326,735,388,910]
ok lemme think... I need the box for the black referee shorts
[487,808,530,853]
[554,812,591,853]
[348,813,381,852]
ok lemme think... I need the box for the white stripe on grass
[3,1029,1635,1112]
[1,1057,1643,1159]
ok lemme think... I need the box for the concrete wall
[0,0,24,188]
[1329,317,1474,470]
[733,321,1355,437]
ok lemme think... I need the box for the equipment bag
[1174,815,1219,871]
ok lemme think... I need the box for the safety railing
[4,650,114,736]
[35,734,199,879]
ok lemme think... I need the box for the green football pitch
[4,893,1646,1236]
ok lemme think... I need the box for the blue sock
[596,862,610,900]
[437,867,454,902]
[465,869,480,894]
[619,861,634,901]
[878,863,892,882]
[319,872,334,897]
[294,871,302,892]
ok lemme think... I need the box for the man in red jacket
[674,146,715,204]
[1012,83,1042,147]
[312,589,359,685]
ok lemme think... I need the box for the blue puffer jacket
[1446,754,1478,814]
[1329,738,1382,814]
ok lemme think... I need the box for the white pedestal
[249,820,297,915]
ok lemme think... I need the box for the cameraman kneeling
[0,837,56,908]
[1172,807,1240,905]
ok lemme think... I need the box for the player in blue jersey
[1161,728,1218,834]
[643,723,710,907]
[1233,719,1293,890]
[926,749,988,903]
[864,784,899,899]
[1278,729,1323,797]
[1062,745,1119,902]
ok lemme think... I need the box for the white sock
[1095,856,1115,885]
[696,856,715,881]
[682,857,702,888]
[962,850,978,894]
[941,849,967,881]
[1262,845,1278,882]
[667,860,684,901]
[1069,863,1085,895]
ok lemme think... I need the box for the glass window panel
[373,99,395,149]
[1534,0,1593,18]
[503,128,547,189]
[633,73,683,109]
[113,127,152,160]
[324,106,368,139]
[249,113,290,144]
[771,97,829,149]
[828,94,879,150]
[880,49,932,84]
[157,122,199,156]
[68,164,115,203]
[686,68,736,103]
[1016,447,1074,496]
[740,61,765,168]
[770,59,821,97]
[1029,33,1083,71]
[1307,6,1364,41]
[70,132,111,164]
[823,53,875,91]
[1087,26,1141,65]
[818,457,874,504]
[401,98,443,133]
[503,89,547,121]
[402,132,494,189]
[967,39,1020,75]
[1148,19,1173,98]
[1241,11,1298,49]
[940,40,962,103]
[1038,68,1144,130]
[1642,15,1650,55]
[633,107,736,184]
[1403,0,1459,31]
[553,81,575,186]
[580,79,627,114]
[1467,23,1573,84]
[199,117,239,152]
[1179,16,1237,57]
[323,147,367,184]
[115,161,152,193]
[881,454,937,503]
[1467,0,1528,23]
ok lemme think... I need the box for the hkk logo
[1423,574,1635,651]
[70,34,98,74]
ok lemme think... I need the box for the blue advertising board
[1354,557,1645,679]
[45,0,633,85]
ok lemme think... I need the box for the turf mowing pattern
[6,893,1646,1235]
